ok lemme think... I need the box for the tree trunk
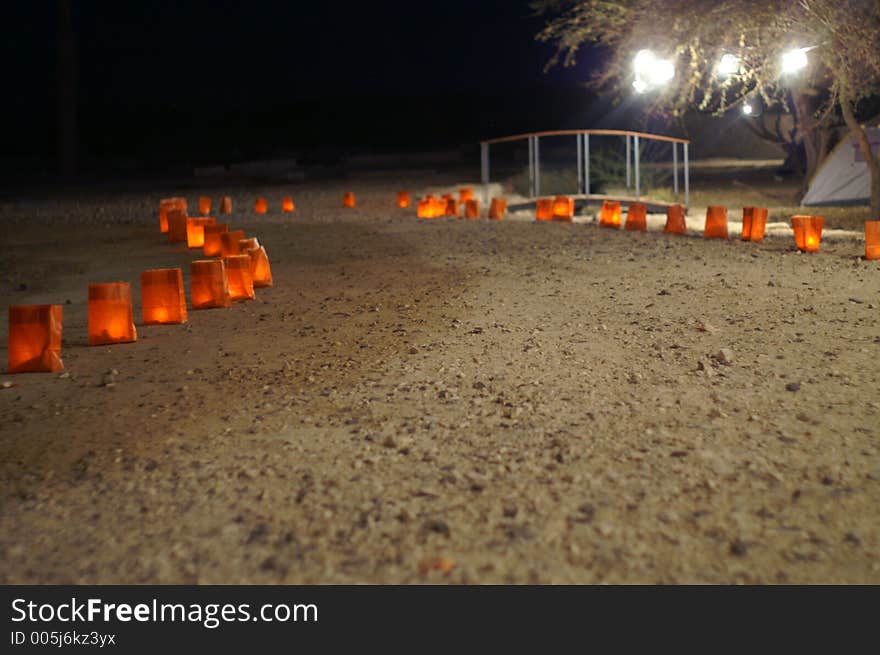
[793,91,834,192]
[782,140,806,176]
[57,0,77,177]
[841,92,880,219]
[740,109,805,175]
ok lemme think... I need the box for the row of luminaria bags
[7,196,274,374]
[406,187,508,220]
[407,188,878,260]
[558,198,879,259]
[7,189,880,374]
[594,200,851,255]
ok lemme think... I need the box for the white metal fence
[480,129,691,209]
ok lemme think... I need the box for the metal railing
[480,129,690,209]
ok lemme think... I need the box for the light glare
[633,49,675,92]
[633,49,656,75]
[781,48,808,74]
[652,59,675,84]
[717,54,740,76]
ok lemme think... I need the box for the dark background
[4,0,608,179]
[4,1,781,185]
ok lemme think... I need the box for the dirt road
[1,178,878,583]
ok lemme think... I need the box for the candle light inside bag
[224,255,255,301]
[599,201,621,228]
[7,305,64,373]
[535,198,553,221]
[159,197,186,233]
[704,206,729,239]
[248,247,273,288]
[203,223,229,257]
[488,198,507,220]
[791,215,824,253]
[864,220,880,260]
[141,268,187,325]
[167,208,189,243]
[742,207,768,242]
[553,196,575,222]
[220,230,246,257]
[625,202,647,231]
[88,282,137,346]
[190,260,231,309]
[186,217,215,249]
[664,204,686,235]
[445,197,460,217]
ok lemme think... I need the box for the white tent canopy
[802,127,878,206]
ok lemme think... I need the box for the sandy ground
[1,175,879,584]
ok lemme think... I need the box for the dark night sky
[4,1,602,174]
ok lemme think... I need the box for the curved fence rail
[480,129,691,210]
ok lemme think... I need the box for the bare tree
[533,0,880,215]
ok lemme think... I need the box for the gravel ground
[0,176,878,584]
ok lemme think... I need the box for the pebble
[729,539,748,556]
[421,519,451,536]
[596,523,613,537]
[714,348,733,365]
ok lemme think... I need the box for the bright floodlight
[781,48,808,74]
[742,103,754,116]
[633,49,675,92]
[717,53,740,76]
[652,58,675,84]
[634,49,657,75]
